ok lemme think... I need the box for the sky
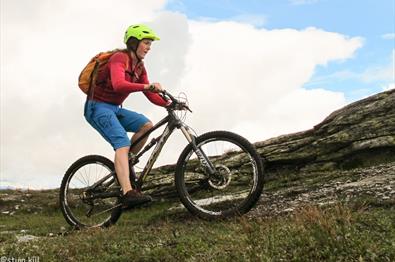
[1,0,394,189]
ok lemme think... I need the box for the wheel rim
[181,138,258,216]
[63,161,120,227]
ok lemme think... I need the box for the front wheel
[175,131,265,219]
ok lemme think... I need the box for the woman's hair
[126,37,140,52]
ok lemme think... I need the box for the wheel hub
[80,191,94,205]
[208,164,232,189]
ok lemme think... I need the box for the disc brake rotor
[208,164,232,189]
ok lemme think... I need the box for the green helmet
[123,24,160,44]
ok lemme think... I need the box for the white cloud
[1,0,168,189]
[361,50,394,83]
[381,33,395,40]
[361,65,394,83]
[1,1,363,189]
[229,14,266,27]
[312,64,392,84]
[383,83,395,91]
[233,88,345,142]
[306,49,394,89]
[178,21,360,140]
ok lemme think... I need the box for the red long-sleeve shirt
[91,51,167,107]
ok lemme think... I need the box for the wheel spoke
[60,156,122,228]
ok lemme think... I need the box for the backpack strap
[126,51,144,82]
[87,58,101,101]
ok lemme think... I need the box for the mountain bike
[59,91,265,228]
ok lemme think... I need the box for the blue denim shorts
[84,100,150,150]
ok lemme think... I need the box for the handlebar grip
[159,92,169,101]
[161,90,178,103]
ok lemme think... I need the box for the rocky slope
[1,164,393,222]
[249,163,395,218]
[255,89,395,174]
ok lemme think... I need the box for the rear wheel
[175,131,265,219]
[59,155,123,228]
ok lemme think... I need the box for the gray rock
[16,234,39,243]
[255,89,395,173]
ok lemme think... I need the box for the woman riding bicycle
[84,24,168,209]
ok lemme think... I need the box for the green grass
[1,191,394,262]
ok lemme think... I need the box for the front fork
[179,125,216,175]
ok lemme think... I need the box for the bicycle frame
[86,107,215,198]
[130,108,194,185]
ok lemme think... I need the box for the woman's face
[136,39,153,60]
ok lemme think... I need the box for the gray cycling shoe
[121,190,152,209]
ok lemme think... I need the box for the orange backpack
[78,49,129,95]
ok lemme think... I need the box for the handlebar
[160,90,192,113]
[161,90,177,102]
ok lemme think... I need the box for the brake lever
[184,104,192,113]
[159,92,169,101]
[162,90,177,102]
